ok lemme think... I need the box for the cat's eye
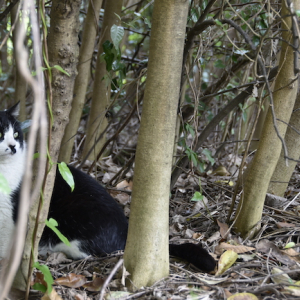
[0,132,2,138]
[13,132,18,138]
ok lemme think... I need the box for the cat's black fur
[2,103,216,272]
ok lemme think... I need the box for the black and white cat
[0,103,215,272]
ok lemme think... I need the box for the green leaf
[103,51,115,72]
[191,191,204,202]
[46,218,71,247]
[185,148,198,167]
[53,65,70,77]
[144,17,151,28]
[58,162,75,192]
[33,261,53,294]
[32,283,47,293]
[103,40,114,53]
[0,173,10,194]
[202,149,215,165]
[214,59,225,69]
[111,25,124,49]
[284,242,295,249]
[215,19,223,27]
[185,123,195,137]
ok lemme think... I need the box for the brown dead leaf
[256,240,295,266]
[217,220,229,238]
[192,232,203,239]
[41,288,63,300]
[224,289,232,298]
[55,273,87,288]
[282,248,300,263]
[68,289,88,300]
[116,180,133,191]
[218,242,255,254]
[32,271,47,290]
[83,276,105,291]
[276,222,296,228]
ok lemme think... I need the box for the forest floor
[31,156,300,300]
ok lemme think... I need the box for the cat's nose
[9,145,16,154]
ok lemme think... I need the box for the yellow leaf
[216,250,238,275]
[227,292,258,300]
[271,267,294,285]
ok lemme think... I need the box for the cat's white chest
[0,126,26,258]
[0,197,14,258]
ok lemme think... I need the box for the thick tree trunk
[234,1,299,236]
[59,0,103,163]
[268,90,300,197]
[123,0,189,289]
[81,0,122,162]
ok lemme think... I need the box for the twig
[99,258,124,300]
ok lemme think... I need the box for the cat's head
[0,102,24,161]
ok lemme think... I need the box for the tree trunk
[59,0,103,163]
[81,0,122,162]
[268,90,300,196]
[14,0,81,289]
[123,0,189,289]
[11,3,27,121]
[234,0,299,236]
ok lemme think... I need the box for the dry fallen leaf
[256,239,295,266]
[192,232,203,239]
[216,250,238,275]
[207,231,221,243]
[33,271,47,289]
[106,291,131,299]
[55,273,87,288]
[285,280,300,296]
[271,267,294,285]
[116,180,133,191]
[83,276,105,291]
[282,248,300,262]
[114,192,131,205]
[218,242,255,254]
[227,292,258,300]
[217,220,230,238]
[212,165,230,176]
[41,288,63,300]
[276,222,296,228]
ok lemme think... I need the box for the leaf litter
[28,159,300,299]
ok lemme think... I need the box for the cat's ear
[6,101,20,117]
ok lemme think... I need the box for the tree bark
[59,0,103,163]
[11,3,27,121]
[123,0,189,289]
[81,0,122,162]
[14,0,80,289]
[268,90,300,196]
[234,0,299,236]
